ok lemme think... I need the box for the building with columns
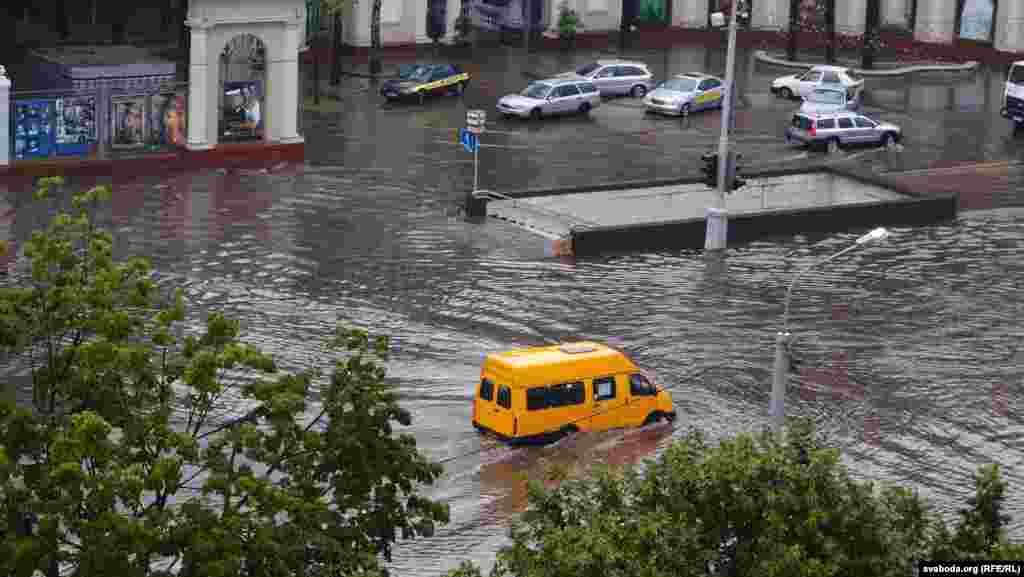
[339,0,1024,56]
[186,0,305,152]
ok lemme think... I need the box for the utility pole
[705,0,739,251]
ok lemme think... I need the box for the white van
[1001,60,1024,131]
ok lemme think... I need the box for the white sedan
[771,65,864,101]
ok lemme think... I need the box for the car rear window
[792,115,813,130]
[822,71,841,83]
[817,118,837,129]
[1009,65,1024,84]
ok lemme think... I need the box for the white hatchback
[771,65,864,101]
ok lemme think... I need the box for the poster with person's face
[55,96,97,157]
[13,100,56,160]
[111,96,147,149]
[149,92,188,148]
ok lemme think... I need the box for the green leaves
[452,418,1023,577]
[1,182,448,576]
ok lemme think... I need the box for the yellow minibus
[472,342,676,445]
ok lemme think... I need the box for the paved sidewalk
[880,161,1024,212]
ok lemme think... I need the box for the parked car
[380,63,470,103]
[785,111,901,154]
[1001,60,1024,131]
[643,72,725,116]
[558,60,655,98]
[497,78,602,120]
[798,86,860,114]
[771,65,864,101]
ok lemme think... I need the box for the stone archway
[218,33,267,143]
[185,0,304,151]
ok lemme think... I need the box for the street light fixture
[770,227,890,436]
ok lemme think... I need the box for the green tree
[0,177,449,576]
[451,417,1023,577]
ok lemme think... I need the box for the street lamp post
[770,227,890,436]
[704,0,741,251]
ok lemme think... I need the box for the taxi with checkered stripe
[643,72,725,116]
[380,63,470,103]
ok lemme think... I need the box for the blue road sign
[460,127,478,153]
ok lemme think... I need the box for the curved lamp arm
[781,228,889,332]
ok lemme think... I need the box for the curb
[753,50,978,76]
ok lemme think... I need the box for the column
[187,23,214,150]
[835,0,865,36]
[271,22,304,144]
[415,0,430,44]
[674,0,705,28]
[995,0,1024,53]
[0,66,9,166]
[914,0,956,44]
[751,0,787,31]
[882,0,908,28]
[443,0,460,43]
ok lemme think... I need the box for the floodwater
[1,42,1023,577]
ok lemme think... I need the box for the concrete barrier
[569,184,958,257]
[753,50,978,77]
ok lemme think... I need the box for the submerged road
[1,42,1023,576]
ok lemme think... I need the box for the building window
[956,0,997,43]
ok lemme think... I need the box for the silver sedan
[497,79,601,120]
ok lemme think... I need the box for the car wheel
[530,107,542,121]
[579,101,591,115]
[827,138,841,155]
[631,85,647,98]
[779,87,793,100]
[679,102,691,116]
[882,132,896,149]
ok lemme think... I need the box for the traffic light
[700,152,718,188]
[728,152,746,192]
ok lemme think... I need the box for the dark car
[380,63,470,104]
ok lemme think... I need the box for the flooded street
[2,43,1024,576]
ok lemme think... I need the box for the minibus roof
[483,342,637,382]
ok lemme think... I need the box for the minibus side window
[593,377,616,401]
[630,374,656,396]
[527,387,548,411]
[497,386,512,409]
[549,382,585,407]
[479,378,494,401]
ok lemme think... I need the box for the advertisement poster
[148,92,188,149]
[958,0,994,42]
[222,81,263,139]
[111,96,147,149]
[55,96,97,157]
[638,0,666,24]
[13,100,56,161]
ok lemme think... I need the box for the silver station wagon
[497,78,601,120]
[786,111,901,154]
[559,60,655,98]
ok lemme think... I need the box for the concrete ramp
[486,169,958,256]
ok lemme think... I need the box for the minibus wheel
[643,412,662,425]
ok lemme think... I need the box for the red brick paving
[882,162,1024,212]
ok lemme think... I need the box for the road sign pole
[473,137,479,193]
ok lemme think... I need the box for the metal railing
[10,80,190,162]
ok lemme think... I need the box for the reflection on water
[0,151,1022,576]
